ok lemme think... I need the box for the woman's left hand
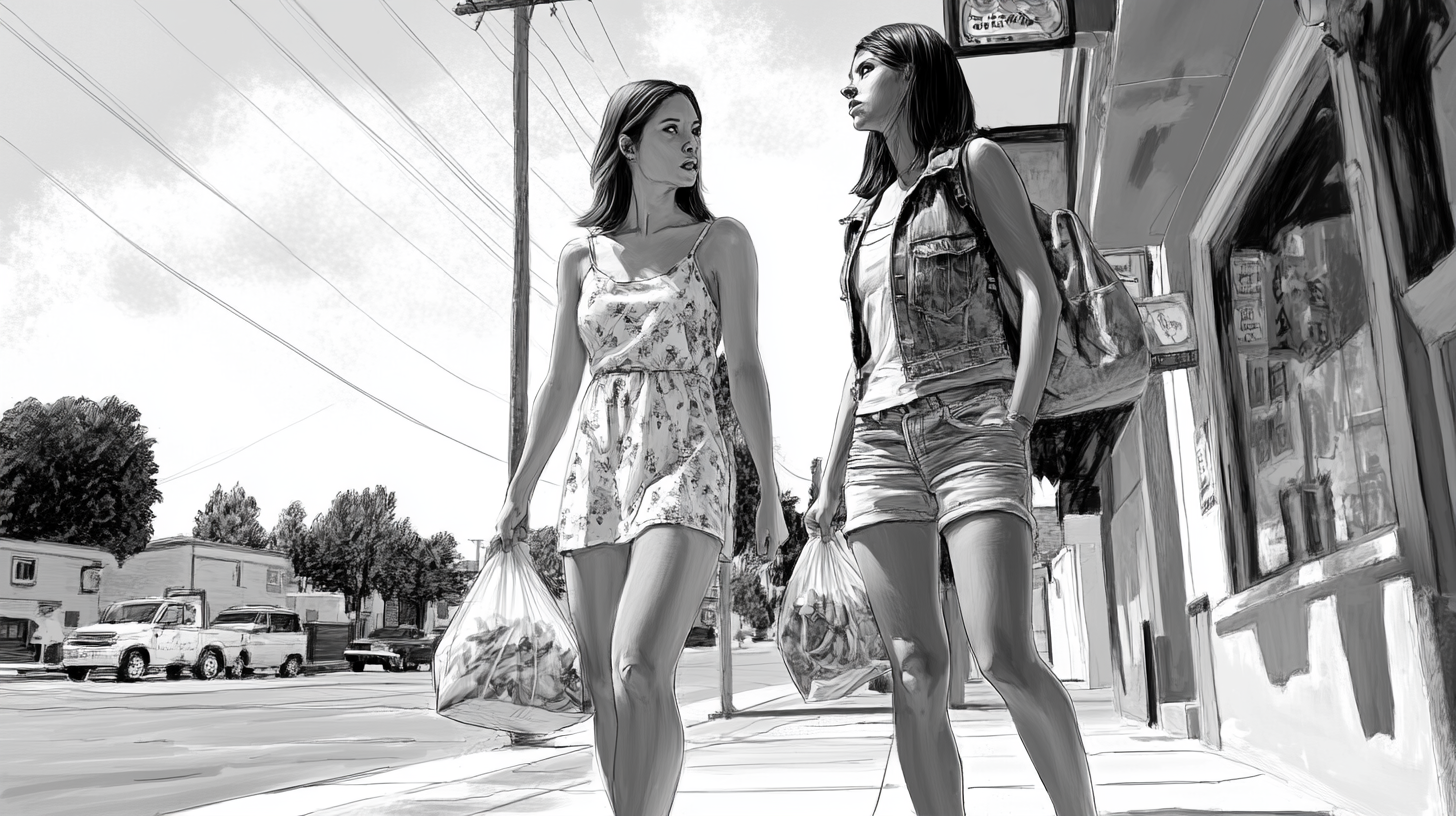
[755,496,790,561]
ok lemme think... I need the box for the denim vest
[839,142,1017,402]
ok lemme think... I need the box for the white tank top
[855,180,918,414]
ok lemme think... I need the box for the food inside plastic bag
[777,531,889,702]
[434,541,588,734]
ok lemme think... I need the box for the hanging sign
[1135,292,1199,371]
[1195,421,1217,514]
[1103,249,1149,298]
[945,0,1076,57]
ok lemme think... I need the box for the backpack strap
[958,136,1027,359]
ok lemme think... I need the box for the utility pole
[455,0,582,531]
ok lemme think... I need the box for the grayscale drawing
[2,2,1455,816]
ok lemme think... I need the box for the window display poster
[1196,421,1217,514]
[1269,399,1295,460]
[1246,356,1269,409]
[1269,362,1288,402]
[1231,250,1270,354]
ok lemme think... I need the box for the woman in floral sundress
[492,80,789,816]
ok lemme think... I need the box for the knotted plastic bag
[434,540,588,734]
[777,531,889,702]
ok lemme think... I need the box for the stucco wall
[1213,576,1440,816]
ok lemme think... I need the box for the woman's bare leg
[945,511,1098,816]
[608,525,721,816]
[564,542,631,807]
[849,521,963,815]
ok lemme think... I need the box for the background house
[102,535,293,623]
[0,537,117,663]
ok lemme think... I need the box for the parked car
[209,605,309,679]
[344,625,437,672]
[685,625,717,648]
[61,597,246,683]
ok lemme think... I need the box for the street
[0,641,792,816]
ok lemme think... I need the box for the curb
[165,683,803,816]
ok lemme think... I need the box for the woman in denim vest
[493,80,788,816]
[804,24,1098,816]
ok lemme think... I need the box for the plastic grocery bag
[434,539,589,735]
[777,531,890,702]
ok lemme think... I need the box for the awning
[1089,0,1266,249]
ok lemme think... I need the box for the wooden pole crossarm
[453,0,574,15]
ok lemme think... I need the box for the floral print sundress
[557,220,732,560]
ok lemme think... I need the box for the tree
[375,525,471,628]
[193,482,267,548]
[763,491,809,593]
[303,486,398,615]
[270,501,314,586]
[0,396,162,564]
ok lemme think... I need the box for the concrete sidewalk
[167,680,1348,816]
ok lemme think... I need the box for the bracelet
[1004,410,1035,437]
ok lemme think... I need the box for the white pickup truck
[61,597,248,683]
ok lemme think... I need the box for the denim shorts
[843,383,1036,536]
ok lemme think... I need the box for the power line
[226,0,542,299]
[482,12,598,135]
[375,0,575,212]
[436,0,592,165]
[528,14,604,126]
[554,3,613,96]
[159,403,338,484]
[284,0,561,300]
[587,0,630,79]
[130,0,529,346]
[774,455,810,484]
[281,1,515,228]
[482,11,597,143]
[0,133,511,465]
[0,7,511,400]
[551,4,590,62]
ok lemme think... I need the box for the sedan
[344,626,436,672]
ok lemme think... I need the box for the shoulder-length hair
[850,23,979,198]
[576,80,713,234]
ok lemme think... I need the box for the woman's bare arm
[966,138,1060,422]
[705,217,780,500]
[504,238,591,503]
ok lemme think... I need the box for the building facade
[0,537,117,662]
[1070,2,1456,814]
[102,536,294,623]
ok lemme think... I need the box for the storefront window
[1220,80,1398,583]
[1347,0,1455,284]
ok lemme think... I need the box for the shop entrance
[0,617,36,663]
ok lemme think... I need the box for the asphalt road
[0,640,792,816]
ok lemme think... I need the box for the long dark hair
[850,23,979,198]
[576,80,713,233]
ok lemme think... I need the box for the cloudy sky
[0,0,1061,554]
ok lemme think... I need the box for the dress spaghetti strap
[687,219,715,260]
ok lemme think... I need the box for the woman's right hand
[493,491,529,552]
[804,486,839,539]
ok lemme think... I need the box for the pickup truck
[61,597,247,683]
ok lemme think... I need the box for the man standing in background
[30,605,64,665]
